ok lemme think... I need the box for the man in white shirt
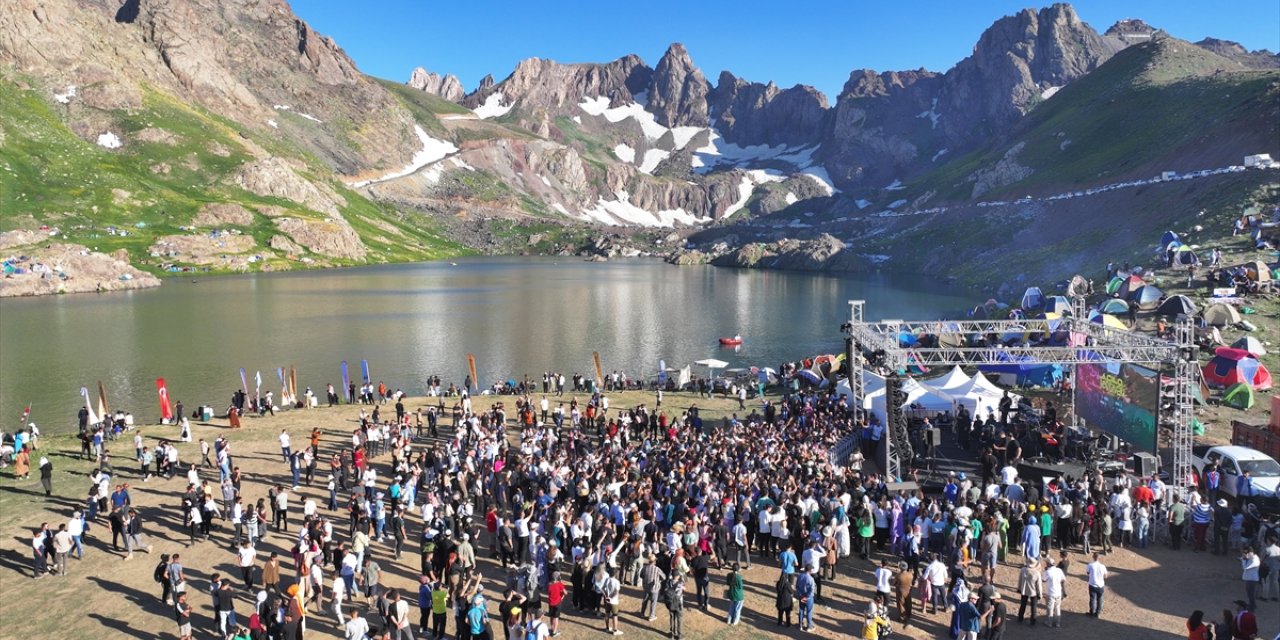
[1000,464,1019,486]
[1042,557,1066,628]
[343,608,370,640]
[872,559,893,600]
[278,430,291,463]
[923,553,949,614]
[732,520,751,568]
[1085,553,1107,617]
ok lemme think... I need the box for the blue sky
[293,1,1280,100]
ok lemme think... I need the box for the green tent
[1105,276,1124,295]
[1222,383,1256,410]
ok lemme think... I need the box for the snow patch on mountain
[722,176,756,220]
[612,144,636,163]
[916,97,940,129]
[1041,86,1062,100]
[800,166,836,196]
[349,125,458,188]
[578,191,710,227]
[474,92,514,119]
[97,132,122,149]
[638,149,670,174]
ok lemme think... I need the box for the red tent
[1203,347,1273,390]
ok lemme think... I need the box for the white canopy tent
[930,365,972,391]
[950,371,1018,418]
[901,377,959,412]
[693,358,729,380]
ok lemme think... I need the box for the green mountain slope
[0,71,466,275]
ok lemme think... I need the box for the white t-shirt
[874,567,893,593]
[279,433,290,449]
[1086,561,1107,588]
[1043,566,1066,598]
[344,616,369,640]
[1000,466,1019,485]
[238,546,255,568]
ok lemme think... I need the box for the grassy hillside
[0,72,466,273]
[909,38,1280,203]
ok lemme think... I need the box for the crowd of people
[15,370,1280,640]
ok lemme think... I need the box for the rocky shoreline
[0,232,160,297]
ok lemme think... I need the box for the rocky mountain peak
[1105,18,1161,41]
[407,67,464,101]
[709,71,829,147]
[476,74,495,94]
[294,19,361,85]
[1194,38,1280,68]
[646,42,709,127]
[463,54,651,111]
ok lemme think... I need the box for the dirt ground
[1,391,1276,640]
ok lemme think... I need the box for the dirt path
[1,392,1274,640]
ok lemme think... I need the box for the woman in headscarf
[14,445,30,480]
[947,576,970,639]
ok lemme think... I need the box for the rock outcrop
[708,72,829,147]
[708,234,868,272]
[0,242,160,297]
[192,202,256,227]
[231,158,347,216]
[274,216,366,260]
[645,43,709,127]
[407,67,465,101]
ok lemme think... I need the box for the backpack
[523,621,543,640]
[154,561,168,584]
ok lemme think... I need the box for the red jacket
[1233,609,1257,639]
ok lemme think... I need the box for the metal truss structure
[842,300,1198,495]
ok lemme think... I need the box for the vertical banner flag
[97,381,110,418]
[361,359,371,384]
[254,371,262,400]
[277,367,285,387]
[81,387,99,425]
[341,361,350,396]
[467,353,478,391]
[593,351,604,386]
[658,360,667,385]
[156,378,173,422]
[290,366,298,400]
[239,368,248,394]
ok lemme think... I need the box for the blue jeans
[72,534,84,558]
[1088,585,1104,615]
[798,598,813,629]
[727,600,744,624]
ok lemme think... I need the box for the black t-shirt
[217,587,234,611]
[175,601,191,623]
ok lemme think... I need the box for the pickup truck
[1191,444,1280,507]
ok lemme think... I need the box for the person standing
[174,591,193,640]
[638,556,664,621]
[1042,557,1066,628]
[237,541,256,590]
[958,592,982,640]
[279,430,292,463]
[1168,496,1188,551]
[1016,558,1042,625]
[1240,547,1261,611]
[216,579,238,638]
[39,456,53,496]
[52,524,73,575]
[1260,535,1280,601]
[344,609,370,640]
[725,564,745,625]
[1085,553,1107,618]
[796,566,816,632]
[601,568,622,635]
[30,524,48,578]
[893,561,914,628]
[775,573,795,627]
[262,552,281,594]
[983,592,1007,640]
[664,576,685,640]
[124,508,151,559]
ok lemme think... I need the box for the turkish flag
[156,378,173,421]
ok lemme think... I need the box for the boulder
[274,216,366,260]
[231,158,346,216]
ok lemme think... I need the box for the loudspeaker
[926,428,942,448]
[1132,451,1160,478]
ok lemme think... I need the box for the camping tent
[1021,287,1045,311]
[1088,310,1128,330]
[1116,274,1147,299]
[1173,245,1199,266]
[1203,304,1242,327]
[1222,383,1256,409]
[1203,347,1273,390]
[979,353,1064,388]
[1100,299,1130,315]
[1130,285,1164,310]
[1156,295,1198,318]
[1044,296,1072,315]
[931,366,972,391]
[1232,336,1267,357]
[1160,230,1180,249]
[1239,261,1272,282]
